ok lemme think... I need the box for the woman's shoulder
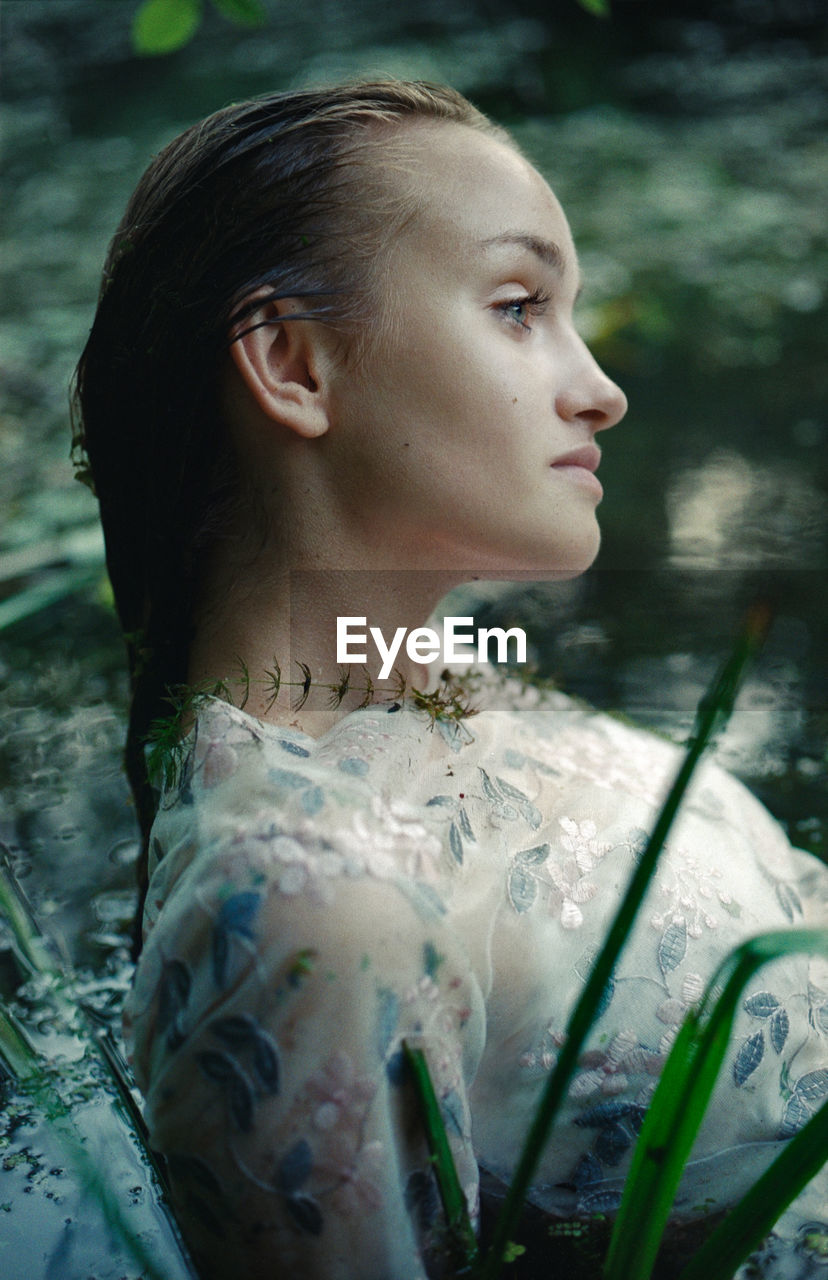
[142,695,456,932]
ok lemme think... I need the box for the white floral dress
[124,682,828,1279]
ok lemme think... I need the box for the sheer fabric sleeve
[124,807,485,1280]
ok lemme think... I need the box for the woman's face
[317,121,628,576]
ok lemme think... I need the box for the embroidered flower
[315,1133,385,1215]
[650,848,741,942]
[305,1051,377,1133]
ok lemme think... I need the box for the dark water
[1,1,826,1275]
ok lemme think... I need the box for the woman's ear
[228,296,332,439]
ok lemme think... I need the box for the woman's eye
[497,291,550,331]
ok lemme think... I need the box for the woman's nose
[555,344,628,432]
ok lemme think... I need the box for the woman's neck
[188,562,463,737]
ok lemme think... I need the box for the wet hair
[71,80,502,952]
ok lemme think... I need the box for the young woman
[73,81,827,1279]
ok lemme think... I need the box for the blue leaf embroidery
[776,882,803,922]
[286,1194,324,1235]
[457,806,475,841]
[376,987,399,1060]
[778,1072,828,1139]
[213,891,262,986]
[218,891,262,939]
[479,769,519,820]
[733,1030,765,1085]
[279,1139,313,1194]
[658,919,687,975]
[575,1101,635,1128]
[267,767,310,790]
[770,1007,790,1054]
[508,865,537,914]
[301,785,324,816]
[595,1122,632,1166]
[253,1030,281,1093]
[743,991,780,1018]
[338,756,369,776]
[423,942,444,979]
[196,1051,255,1131]
[515,843,550,868]
[211,1014,257,1046]
[572,1153,604,1189]
[157,958,191,1039]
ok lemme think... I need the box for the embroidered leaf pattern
[776,882,803,922]
[376,987,399,1059]
[494,776,542,828]
[253,1029,281,1092]
[794,1068,828,1102]
[508,865,537,914]
[213,891,262,986]
[157,958,191,1050]
[658,919,687,975]
[595,1122,632,1166]
[279,1139,313,1194]
[479,769,519,820]
[780,1071,828,1137]
[457,806,475,842]
[579,1188,623,1215]
[733,1030,765,1085]
[423,942,443,980]
[449,821,464,864]
[286,1194,324,1235]
[595,974,616,1019]
[516,843,550,868]
[743,991,780,1018]
[338,756,369,776]
[770,1006,790,1054]
[572,1153,604,1189]
[575,1100,636,1128]
[267,767,311,791]
[196,1050,255,1131]
[211,1014,257,1046]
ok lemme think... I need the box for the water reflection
[667,449,828,568]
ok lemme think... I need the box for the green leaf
[604,929,828,1280]
[211,0,267,24]
[132,0,203,55]
[678,1094,828,1280]
[577,0,610,15]
[402,1042,478,1269]
[477,610,769,1280]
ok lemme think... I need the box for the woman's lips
[550,444,603,496]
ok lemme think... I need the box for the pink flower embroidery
[306,1051,377,1134]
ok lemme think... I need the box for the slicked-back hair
[71,81,503,952]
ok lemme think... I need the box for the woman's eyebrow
[479,231,583,294]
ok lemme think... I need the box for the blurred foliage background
[0,3,826,1270]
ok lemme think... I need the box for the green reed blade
[677,1095,828,1280]
[477,607,770,1280]
[404,1041,479,1268]
[0,849,197,1276]
[604,928,828,1280]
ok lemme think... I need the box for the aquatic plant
[0,844,197,1278]
[402,606,828,1279]
[1,611,826,1277]
[129,0,608,57]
